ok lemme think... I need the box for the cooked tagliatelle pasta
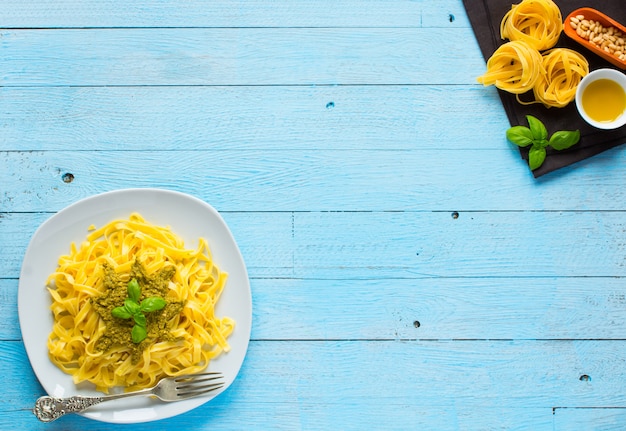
[531,48,589,108]
[500,0,563,51]
[476,40,543,94]
[46,213,234,393]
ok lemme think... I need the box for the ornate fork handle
[33,372,223,422]
[34,391,145,422]
[34,395,105,422]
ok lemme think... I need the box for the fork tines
[175,372,225,398]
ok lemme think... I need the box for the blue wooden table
[2,1,626,429]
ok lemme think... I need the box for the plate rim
[17,188,252,423]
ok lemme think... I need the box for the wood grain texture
[0,28,485,86]
[554,408,626,431]
[0,0,470,28]
[0,85,507,152]
[5,274,626,342]
[3,148,626,213]
[4,210,626,279]
[2,339,625,430]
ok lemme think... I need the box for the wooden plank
[0,0,469,28]
[4,209,626,277]
[5,210,626,279]
[0,28,485,86]
[3,339,626,430]
[5,274,626,342]
[0,280,19,340]
[250,277,626,341]
[4,211,626,341]
[0,85,507,152]
[2,149,626,213]
[293,210,626,278]
[554,408,626,431]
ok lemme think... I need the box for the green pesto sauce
[90,261,184,363]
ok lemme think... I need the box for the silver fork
[33,372,224,422]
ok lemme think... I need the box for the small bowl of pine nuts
[564,7,626,70]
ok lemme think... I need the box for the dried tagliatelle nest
[476,40,543,94]
[477,0,589,108]
[530,48,589,108]
[500,0,563,51]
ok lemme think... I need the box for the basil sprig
[506,115,580,170]
[112,278,166,343]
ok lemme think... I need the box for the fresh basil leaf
[124,298,141,315]
[506,126,534,147]
[538,139,549,148]
[134,313,147,328]
[111,306,132,319]
[528,146,547,170]
[526,115,548,141]
[131,324,147,343]
[141,296,167,313]
[549,130,580,151]
[127,278,141,303]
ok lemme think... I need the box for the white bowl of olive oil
[575,68,626,130]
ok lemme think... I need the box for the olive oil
[581,78,626,123]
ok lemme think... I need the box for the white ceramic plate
[18,189,252,423]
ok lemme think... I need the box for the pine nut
[569,15,626,63]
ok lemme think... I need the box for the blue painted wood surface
[2,1,626,429]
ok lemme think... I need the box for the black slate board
[463,0,626,177]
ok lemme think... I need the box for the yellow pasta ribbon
[476,40,543,94]
[500,0,563,51]
[531,48,589,108]
[478,1,589,108]
[46,213,235,393]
